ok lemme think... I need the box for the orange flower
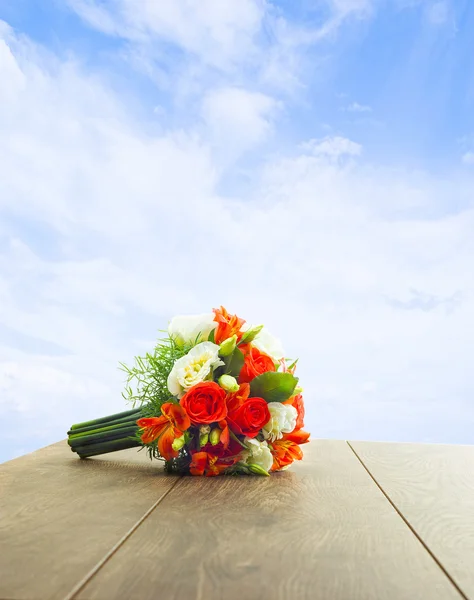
[189,451,238,477]
[239,347,275,384]
[217,419,230,449]
[270,429,310,471]
[226,382,250,413]
[137,403,190,461]
[238,343,252,356]
[180,381,227,424]
[213,306,245,345]
[283,393,305,430]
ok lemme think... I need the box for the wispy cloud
[462,152,474,165]
[345,101,372,113]
[300,135,362,159]
[425,1,451,25]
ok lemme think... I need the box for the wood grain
[76,440,460,600]
[0,440,180,600]
[350,440,474,600]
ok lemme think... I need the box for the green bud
[247,463,270,477]
[172,435,186,452]
[210,428,221,446]
[239,324,264,345]
[218,374,239,393]
[294,386,303,395]
[199,433,209,446]
[219,334,237,357]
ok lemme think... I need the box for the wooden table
[1,439,473,600]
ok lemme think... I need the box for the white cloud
[65,0,377,98]
[201,87,280,164]
[425,1,450,25]
[1,17,474,462]
[462,152,474,165]
[67,0,265,70]
[300,135,362,159]
[329,0,373,18]
[346,101,372,113]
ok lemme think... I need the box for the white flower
[168,313,216,346]
[167,342,224,398]
[241,437,274,473]
[262,402,297,442]
[252,327,285,361]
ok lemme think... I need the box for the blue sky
[0,0,473,463]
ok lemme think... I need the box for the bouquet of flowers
[67,307,310,477]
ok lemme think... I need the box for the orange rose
[227,396,270,438]
[180,381,227,424]
[225,383,271,438]
[239,347,275,383]
[213,306,245,345]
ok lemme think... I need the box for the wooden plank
[76,440,460,600]
[350,440,474,600]
[0,440,180,600]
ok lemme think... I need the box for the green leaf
[208,328,215,343]
[224,347,245,378]
[249,372,298,403]
[239,325,263,345]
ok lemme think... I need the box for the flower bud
[294,386,303,395]
[199,433,209,446]
[199,425,211,435]
[218,374,239,393]
[172,435,186,451]
[210,427,221,446]
[239,324,264,345]
[247,463,270,476]
[218,334,237,357]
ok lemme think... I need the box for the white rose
[262,402,297,442]
[241,437,274,473]
[168,313,216,346]
[167,342,224,398]
[252,327,285,361]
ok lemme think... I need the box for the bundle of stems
[67,408,143,458]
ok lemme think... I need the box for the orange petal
[136,416,167,428]
[162,402,191,431]
[137,417,168,444]
[158,426,178,461]
[189,451,208,476]
[284,430,310,445]
[218,419,230,449]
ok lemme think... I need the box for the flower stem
[68,425,139,448]
[67,413,142,436]
[74,437,141,458]
[68,419,140,440]
[69,408,142,431]
[68,409,143,459]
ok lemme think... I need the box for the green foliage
[120,332,189,412]
[223,346,245,378]
[239,324,263,345]
[249,371,299,403]
[120,333,204,460]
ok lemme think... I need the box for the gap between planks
[63,477,183,600]
[346,441,469,600]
